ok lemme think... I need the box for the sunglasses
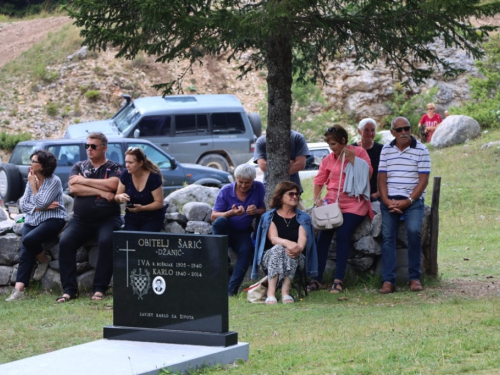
[85,144,102,150]
[286,192,301,198]
[427,107,434,110]
[127,147,140,152]
[393,126,411,133]
[326,127,337,132]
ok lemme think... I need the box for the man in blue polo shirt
[378,116,431,294]
[211,164,266,296]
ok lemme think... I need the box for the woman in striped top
[5,150,66,302]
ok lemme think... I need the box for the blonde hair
[427,103,436,109]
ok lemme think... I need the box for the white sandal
[265,296,277,305]
[281,295,294,304]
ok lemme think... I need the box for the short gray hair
[391,116,410,129]
[358,118,377,131]
[234,164,256,180]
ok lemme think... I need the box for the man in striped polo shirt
[378,117,431,294]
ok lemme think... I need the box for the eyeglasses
[326,127,337,133]
[85,144,102,150]
[286,192,301,198]
[29,160,40,164]
[393,126,411,133]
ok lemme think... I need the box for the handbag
[244,276,268,303]
[311,151,345,230]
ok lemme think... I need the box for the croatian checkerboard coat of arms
[130,268,151,300]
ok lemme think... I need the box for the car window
[47,145,81,166]
[305,149,330,170]
[174,114,208,135]
[128,143,172,169]
[137,116,171,137]
[114,103,140,132]
[10,145,38,166]
[211,112,245,134]
[106,143,124,165]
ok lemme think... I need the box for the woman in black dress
[115,147,165,232]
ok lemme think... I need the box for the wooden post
[428,176,441,276]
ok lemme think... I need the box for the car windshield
[114,103,140,133]
[10,145,38,166]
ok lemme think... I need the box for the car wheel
[248,112,262,137]
[199,154,230,172]
[0,163,22,202]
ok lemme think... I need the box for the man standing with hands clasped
[378,117,431,294]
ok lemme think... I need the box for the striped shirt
[19,175,67,226]
[378,136,431,198]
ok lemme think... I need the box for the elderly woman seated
[211,164,266,296]
[251,181,318,305]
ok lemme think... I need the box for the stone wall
[0,185,433,293]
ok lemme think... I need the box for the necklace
[282,216,294,227]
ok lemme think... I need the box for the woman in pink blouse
[307,125,373,294]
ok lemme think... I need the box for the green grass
[1,131,500,374]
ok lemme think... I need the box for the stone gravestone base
[0,339,249,375]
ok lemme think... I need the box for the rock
[77,269,96,292]
[185,221,212,234]
[348,256,374,272]
[166,185,220,209]
[67,46,88,61]
[0,220,14,235]
[353,236,381,256]
[431,115,481,148]
[63,194,74,215]
[41,268,62,291]
[165,212,188,225]
[47,242,60,260]
[12,222,23,235]
[0,207,8,222]
[76,246,89,263]
[371,201,381,215]
[0,265,13,285]
[351,217,371,242]
[77,261,92,275]
[0,233,21,265]
[10,264,18,284]
[165,200,179,213]
[49,260,59,271]
[378,130,395,145]
[480,140,500,150]
[182,202,212,222]
[164,221,186,234]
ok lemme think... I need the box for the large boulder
[166,185,220,210]
[431,115,481,148]
[0,233,21,265]
[182,202,212,222]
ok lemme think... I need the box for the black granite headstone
[104,231,237,347]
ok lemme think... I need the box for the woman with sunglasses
[6,150,66,302]
[115,147,165,232]
[308,125,373,294]
[252,181,318,304]
[418,103,442,143]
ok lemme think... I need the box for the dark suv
[0,138,233,203]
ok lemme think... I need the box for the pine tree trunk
[265,35,293,203]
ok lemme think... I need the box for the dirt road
[0,16,71,69]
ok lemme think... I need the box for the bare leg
[14,282,25,292]
[36,252,49,263]
[281,277,291,296]
[267,275,278,299]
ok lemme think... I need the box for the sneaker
[33,254,51,281]
[5,288,25,302]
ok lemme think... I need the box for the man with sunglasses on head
[57,132,123,302]
[378,117,431,294]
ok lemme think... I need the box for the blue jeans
[381,196,424,284]
[314,213,365,283]
[212,217,253,295]
[16,218,66,287]
[59,215,122,296]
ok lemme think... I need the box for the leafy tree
[68,0,500,195]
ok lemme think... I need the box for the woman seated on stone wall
[309,125,373,294]
[6,150,66,302]
[114,147,165,232]
[251,181,318,305]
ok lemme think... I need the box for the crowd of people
[6,109,434,304]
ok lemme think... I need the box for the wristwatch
[408,197,415,204]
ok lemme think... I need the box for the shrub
[84,90,100,102]
[45,102,58,117]
[0,131,31,151]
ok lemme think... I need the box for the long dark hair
[269,181,301,209]
[125,147,162,178]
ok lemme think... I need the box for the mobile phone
[126,203,134,208]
